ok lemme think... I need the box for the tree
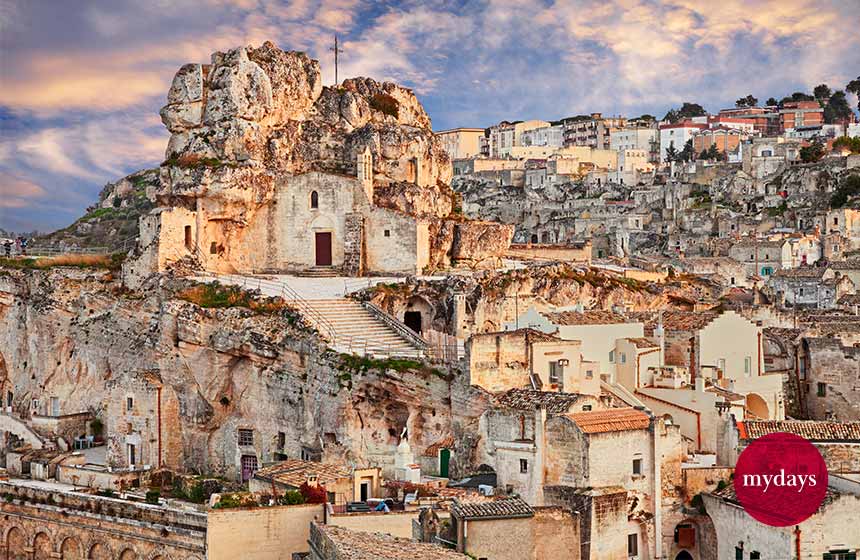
[846,76,860,111]
[813,84,832,103]
[799,139,825,163]
[706,143,723,161]
[678,139,695,162]
[780,91,815,104]
[824,90,853,124]
[766,97,779,107]
[633,114,656,123]
[662,102,707,123]
[735,95,758,108]
[833,136,860,154]
[664,141,678,162]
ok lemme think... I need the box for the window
[744,357,752,376]
[277,431,286,450]
[620,352,627,364]
[520,459,528,473]
[310,190,319,209]
[210,241,217,254]
[384,229,390,237]
[735,547,744,560]
[184,225,192,250]
[238,428,254,446]
[126,397,134,412]
[585,369,594,379]
[549,361,563,384]
[824,551,858,560]
[582,405,592,411]
[50,397,60,417]
[127,444,136,466]
[628,533,638,557]
[609,350,615,363]
[817,382,827,397]
[632,458,642,475]
[750,553,760,560]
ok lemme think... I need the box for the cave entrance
[404,311,422,334]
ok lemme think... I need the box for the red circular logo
[734,432,828,527]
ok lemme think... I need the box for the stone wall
[0,481,206,560]
[206,503,323,560]
[804,337,860,420]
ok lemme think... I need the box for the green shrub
[279,490,306,505]
[145,490,161,504]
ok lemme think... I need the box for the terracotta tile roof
[658,310,719,331]
[565,407,650,434]
[712,481,838,506]
[737,420,860,442]
[451,496,534,519]
[831,258,860,270]
[422,437,454,458]
[545,310,631,325]
[837,294,860,306]
[625,337,659,349]
[494,388,583,414]
[314,523,469,559]
[731,239,786,249]
[772,266,827,279]
[253,459,351,488]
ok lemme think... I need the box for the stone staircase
[294,267,340,278]
[300,299,424,357]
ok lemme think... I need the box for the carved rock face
[156,41,452,210]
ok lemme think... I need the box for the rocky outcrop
[0,269,487,479]
[35,169,157,251]
[157,41,450,215]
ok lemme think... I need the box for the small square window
[520,459,528,473]
[238,428,254,446]
[750,553,760,560]
[384,230,391,237]
[633,458,642,475]
[585,370,593,379]
[582,405,592,411]
[620,352,627,364]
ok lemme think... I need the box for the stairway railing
[165,241,426,358]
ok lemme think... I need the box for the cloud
[0,173,47,208]
[1,0,859,232]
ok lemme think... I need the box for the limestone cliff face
[157,41,451,219]
[0,270,487,479]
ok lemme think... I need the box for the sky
[1,0,859,233]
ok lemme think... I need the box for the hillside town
[1,40,860,560]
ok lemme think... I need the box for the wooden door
[315,232,332,266]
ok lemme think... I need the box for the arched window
[310,191,319,209]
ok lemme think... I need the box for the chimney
[695,377,705,393]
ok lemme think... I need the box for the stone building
[467,329,601,395]
[249,459,381,505]
[449,498,580,560]
[727,239,791,278]
[703,476,860,560]
[123,43,512,285]
[769,266,853,309]
[801,337,860,421]
[480,389,605,504]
